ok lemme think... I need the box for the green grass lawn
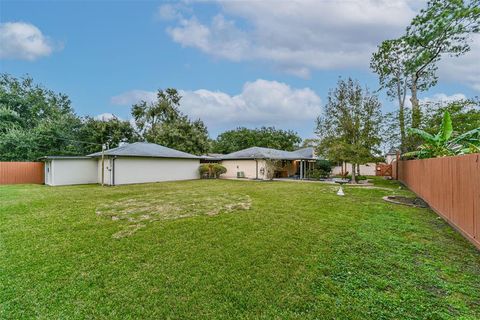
[1,178,479,319]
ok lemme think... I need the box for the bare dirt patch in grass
[96,191,252,238]
[383,195,428,208]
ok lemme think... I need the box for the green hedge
[199,164,227,179]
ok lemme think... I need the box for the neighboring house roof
[206,153,225,157]
[292,147,315,159]
[221,146,317,160]
[199,153,225,160]
[87,142,199,159]
[39,156,93,160]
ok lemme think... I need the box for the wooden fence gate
[0,162,44,184]
[376,163,392,176]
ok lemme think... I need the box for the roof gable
[221,146,316,160]
[88,142,198,159]
[292,147,315,159]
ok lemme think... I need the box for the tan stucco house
[202,146,318,180]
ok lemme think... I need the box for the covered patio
[215,146,319,180]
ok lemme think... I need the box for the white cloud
[95,113,119,121]
[421,93,468,105]
[156,4,182,21]
[168,14,250,62]
[0,22,56,60]
[111,90,157,105]
[181,79,322,124]
[160,1,479,90]
[111,79,322,131]
[163,0,418,75]
[438,34,480,92]
[405,93,468,109]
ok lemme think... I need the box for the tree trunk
[410,76,421,129]
[397,81,407,152]
[409,75,423,150]
[351,163,357,184]
[398,97,406,152]
[356,163,360,176]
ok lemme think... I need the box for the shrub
[264,159,282,180]
[310,169,329,180]
[199,164,210,177]
[313,160,332,178]
[315,160,332,172]
[212,164,227,177]
[199,163,227,179]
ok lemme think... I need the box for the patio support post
[300,160,303,179]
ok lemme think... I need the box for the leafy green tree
[0,74,83,160]
[0,107,21,133]
[131,89,210,155]
[212,127,301,154]
[381,97,479,154]
[316,78,383,183]
[77,116,139,154]
[422,97,480,134]
[151,117,210,155]
[372,0,479,152]
[300,138,319,148]
[403,0,480,128]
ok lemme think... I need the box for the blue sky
[1,0,479,139]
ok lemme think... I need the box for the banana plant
[449,128,480,154]
[403,111,480,159]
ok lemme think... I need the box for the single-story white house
[42,142,200,186]
[201,147,318,180]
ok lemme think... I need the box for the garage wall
[113,157,200,185]
[221,159,267,179]
[49,159,98,186]
[97,158,113,185]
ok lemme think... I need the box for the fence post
[394,151,400,180]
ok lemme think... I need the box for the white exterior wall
[220,159,267,179]
[44,161,53,185]
[48,159,98,186]
[111,157,200,185]
[332,162,377,176]
[97,158,114,185]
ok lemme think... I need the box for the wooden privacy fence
[396,154,480,249]
[0,162,44,184]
